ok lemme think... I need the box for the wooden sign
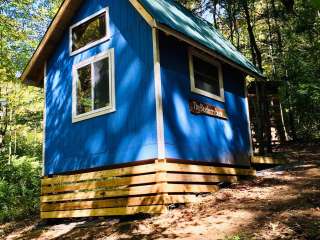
[189,100,228,119]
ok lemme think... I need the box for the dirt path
[1,145,319,240]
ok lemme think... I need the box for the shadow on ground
[1,144,319,240]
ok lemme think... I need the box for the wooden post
[255,81,265,155]
[155,159,169,209]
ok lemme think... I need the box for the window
[72,49,115,123]
[70,8,109,55]
[189,49,224,102]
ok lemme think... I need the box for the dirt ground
[1,144,319,240]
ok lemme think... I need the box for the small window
[70,8,109,55]
[72,49,115,123]
[189,49,224,102]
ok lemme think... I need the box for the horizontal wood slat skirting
[41,160,255,219]
[251,156,286,165]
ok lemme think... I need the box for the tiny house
[21,0,263,219]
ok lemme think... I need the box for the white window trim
[189,48,225,102]
[72,49,116,123]
[69,8,110,56]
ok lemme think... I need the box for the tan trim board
[41,205,167,219]
[164,163,256,176]
[41,163,158,186]
[41,184,165,203]
[166,173,238,183]
[166,184,219,193]
[152,28,165,159]
[244,80,254,158]
[41,183,219,203]
[41,173,162,194]
[252,156,286,165]
[42,62,47,176]
[41,196,167,212]
[40,195,197,212]
[129,0,156,27]
[42,162,255,187]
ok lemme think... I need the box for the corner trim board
[42,61,47,177]
[244,80,254,157]
[129,0,156,27]
[152,28,165,159]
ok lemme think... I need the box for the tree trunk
[212,0,219,29]
[241,0,273,153]
[242,0,263,72]
[281,0,294,13]
[226,1,235,44]
[270,0,283,51]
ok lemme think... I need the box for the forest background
[0,0,319,221]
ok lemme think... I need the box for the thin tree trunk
[242,0,263,72]
[241,0,273,153]
[281,0,294,13]
[266,0,276,79]
[226,1,235,44]
[286,71,297,141]
[212,0,219,29]
[270,0,283,51]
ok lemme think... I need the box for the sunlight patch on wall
[223,120,233,141]
[173,92,191,135]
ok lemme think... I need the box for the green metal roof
[138,0,264,77]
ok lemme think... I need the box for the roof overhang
[21,0,84,87]
[155,23,264,79]
[21,0,264,88]
[130,0,264,79]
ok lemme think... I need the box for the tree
[0,0,63,221]
[178,0,320,144]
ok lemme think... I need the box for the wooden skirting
[251,156,286,165]
[41,160,256,219]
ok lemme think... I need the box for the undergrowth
[0,156,41,222]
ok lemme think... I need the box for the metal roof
[138,0,263,77]
[21,0,263,87]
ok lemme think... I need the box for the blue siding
[45,0,157,175]
[159,33,251,166]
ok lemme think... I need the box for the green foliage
[0,0,318,223]
[180,0,320,141]
[0,156,41,222]
[224,235,249,240]
[311,0,320,8]
[281,0,320,139]
[0,0,62,222]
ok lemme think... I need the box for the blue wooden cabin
[22,0,263,219]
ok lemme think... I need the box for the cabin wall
[159,33,251,166]
[45,0,156,175]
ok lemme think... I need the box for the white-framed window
[189,48,225,102]
[70,8,110,56]
[72,49,116,123]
